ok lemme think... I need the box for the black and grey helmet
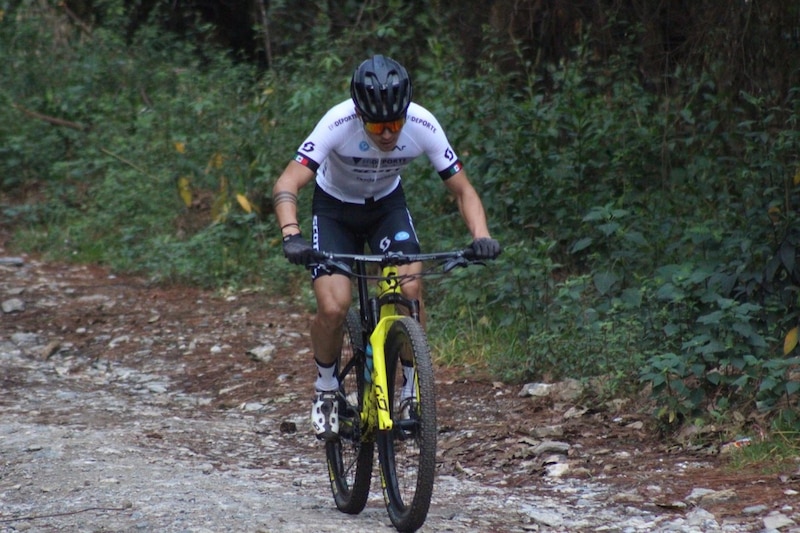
[350,55,412,122]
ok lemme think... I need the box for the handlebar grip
[461,247,477,261]
[312,250,329,262]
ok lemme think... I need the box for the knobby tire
[326,308,373,514]
[378,317,437,532]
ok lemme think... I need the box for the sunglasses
[362,117,406,135]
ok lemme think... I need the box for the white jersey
[293,100,463,204]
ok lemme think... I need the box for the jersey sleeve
[292,101,358,173]
[406,104,464,180]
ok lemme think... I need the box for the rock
[687,487,716,502]
[550,378,584,402]
[76,294,112,305]
[697,488,737,506]
[2,298,25,313]
[686,507,720,529]
[518,382,553,397]
[520,505,563,528]
[38,341,61,359]
[11,332,41,347]
[563,406,588,419]
[544,462,569,477]
[763,511,796,530]
[518,379,583,401]
[530,424,564,438]
[532,441,570,456]
[247,342,275,363]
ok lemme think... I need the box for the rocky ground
[2,239,800,532]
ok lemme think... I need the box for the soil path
[1,249,796,532]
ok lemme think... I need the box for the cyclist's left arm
[443,170,492,240]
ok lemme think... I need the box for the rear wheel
[377,317,436,532]
[326,308,373,514]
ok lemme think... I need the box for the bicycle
[308,248,484,533]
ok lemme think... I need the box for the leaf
[656,283,684,302]
[208,152,224,170]
[768,205,781,223]
[236,193,253,213]
[593,271,619,295]
[598,222,620,236]
[570,237,593,253]
[794,168,800,186]
[620,288,642,308]
[623,231,648,246]
[759,376,778,393]
[784,326,799,355]
[174,141,186,154]
[696,310,724,325]
[176,176,192,207]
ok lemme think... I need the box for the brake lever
[308,259,353,276]
[445,248,489,271]
[443,256,469,273]
[327,260,353,275]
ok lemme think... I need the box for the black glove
[282,233,316,266]
[469,237,501,259]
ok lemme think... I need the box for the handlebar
[308,248,485,278]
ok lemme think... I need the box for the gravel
[1,252,795,532]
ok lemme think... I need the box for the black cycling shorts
[310,184,420,279]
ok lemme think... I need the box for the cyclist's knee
[314,290,350,330]
[402,278,422,301]
[314,275,351,320]
[317,299,349,322]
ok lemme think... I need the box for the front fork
[361,265,416,435]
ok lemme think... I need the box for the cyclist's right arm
[273,160,315,238]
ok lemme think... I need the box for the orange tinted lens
[363,118,405,134]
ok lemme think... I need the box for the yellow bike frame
[361,265,404,433]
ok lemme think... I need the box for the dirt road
[1,251,795,532]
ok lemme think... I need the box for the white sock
[315,359,338,392]
[401,363,415,400]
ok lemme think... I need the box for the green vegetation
[724,427,800,478]
[2,1,799,443]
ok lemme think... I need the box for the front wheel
[377,317,437,532]
[326,308,373,514]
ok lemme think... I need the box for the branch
[12,103,90,132]
[60,1,94,38]
[99,148,157,180]
[256,0,273,68]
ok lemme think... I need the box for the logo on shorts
[394,231,410,241]
[379,236,391,251]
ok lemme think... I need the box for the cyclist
[272,54,500,441]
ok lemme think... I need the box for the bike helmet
[350,55,412,122]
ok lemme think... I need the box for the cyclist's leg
[310,187,366,369]
[398,261,424,327]
[310,189,366,439]
[311,273,352,368]
[366,189,425,325]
